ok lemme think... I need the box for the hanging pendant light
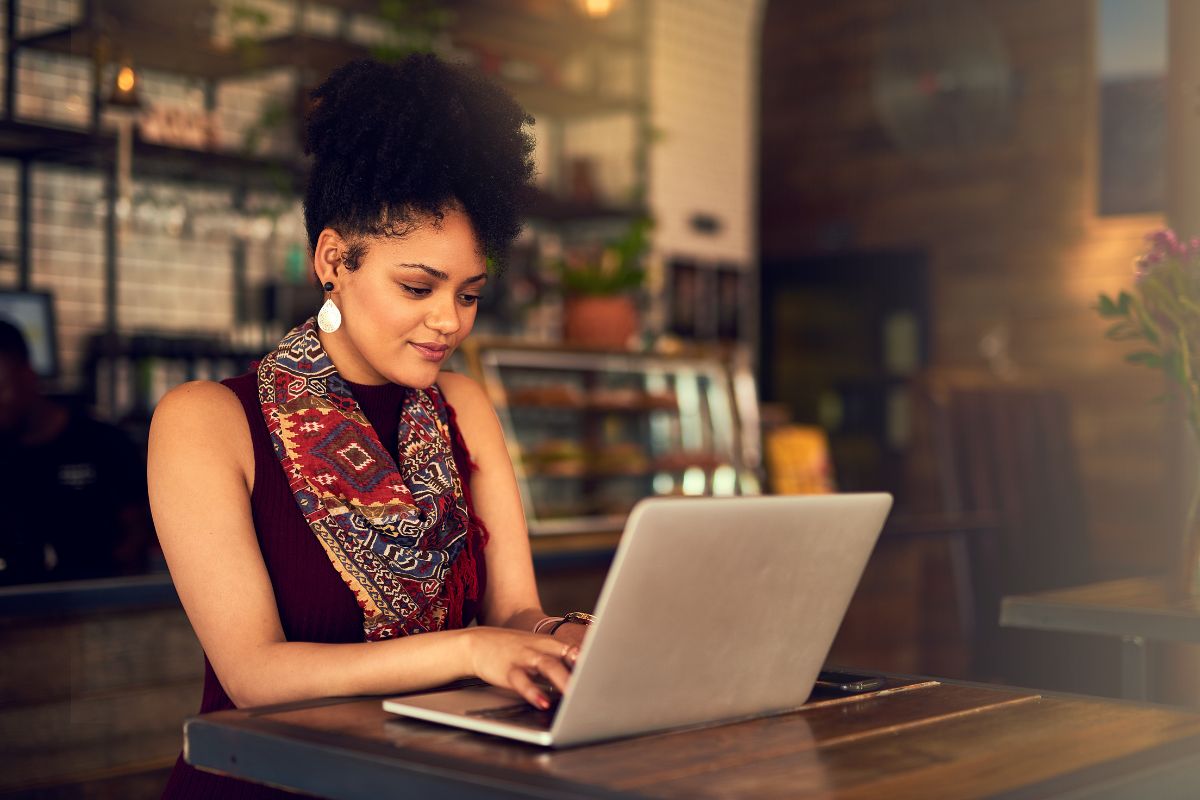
[578,0,616,19]
[107,56,142,111]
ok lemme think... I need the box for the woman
[151,56,588,798]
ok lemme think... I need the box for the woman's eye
[401,284,432,297]
[459,294,480,306]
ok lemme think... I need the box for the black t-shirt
[0,413,148,585]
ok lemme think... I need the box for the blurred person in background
[0,319,152,584]
[149,55,590,799]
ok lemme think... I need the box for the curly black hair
[302,55,536,267]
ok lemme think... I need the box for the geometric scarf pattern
[257,318,473,640]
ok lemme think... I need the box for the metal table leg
[1121,635,1148,701]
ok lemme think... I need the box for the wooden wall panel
[760,0,1169,585]
[0,608,204,793]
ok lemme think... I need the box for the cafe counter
[0,574,203,794]
[0,543,615,796]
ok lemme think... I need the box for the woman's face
[318,208,487,387]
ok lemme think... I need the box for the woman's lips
[411,342,450,362]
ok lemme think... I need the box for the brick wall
[0,1,309,390]
[648,0,764,266]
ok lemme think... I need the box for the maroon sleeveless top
[162,373,487,799]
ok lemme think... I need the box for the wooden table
[1000,576,1200,701]
[184,676,1200,799]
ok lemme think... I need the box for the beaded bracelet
[547,611,597,634]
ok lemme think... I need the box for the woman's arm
[148,381,572,710]
[437,373,590,648]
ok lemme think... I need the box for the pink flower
[1135,257,1151,281]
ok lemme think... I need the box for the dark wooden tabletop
[184,676,1200,799]
[1001,576,1200,643]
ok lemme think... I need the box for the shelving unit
[462,338,762,536]
[0,118,305,188]
[81,329,263,440]
[760,252,929,496]
[1,0,651,412]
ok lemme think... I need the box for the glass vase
[1172,475,1200,600]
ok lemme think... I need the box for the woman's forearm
[222,628,475,708]
[497,607,588,649]
[498,606,552,632]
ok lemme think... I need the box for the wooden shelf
[523,468,652,480]
[528,514,628,537]
[453,0,637,57]
[0,120,654,214]
[15,6,374,81]
[496,77,643,119]
[322,0,640,57]
[528,528,621,555]
[522,186,647,223]
[508,399,678,413]
[0,119,306,191]
[16,12,640,116]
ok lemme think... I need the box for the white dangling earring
[318,298,341,333]
[317,281,342,333]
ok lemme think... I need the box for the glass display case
[462,340,762,536]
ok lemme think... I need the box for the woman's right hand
[464,627,579,710]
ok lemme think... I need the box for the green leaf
[1105,321,1141,340]
[1096,293,1120,318]
[1126,351,1163,368]
[1131,294,1163,345]
[558,216,652,297]
[1165,349,1187,385]
[1181,294,1200,317]
[1118,291,1133,314]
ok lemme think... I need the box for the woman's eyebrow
[396,262,488,284]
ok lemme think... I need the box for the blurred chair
[918,372,1118,694]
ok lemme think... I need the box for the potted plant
[1096,228,1200,597]
[558,217,651,349]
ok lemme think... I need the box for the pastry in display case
[460,340,762,535]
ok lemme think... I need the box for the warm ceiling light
[583,0,613,18]
[107,56,142,110]
[116,66,136,93]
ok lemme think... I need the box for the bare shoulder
[436,371,506,462]
[151,380,244,436]
[148,380,253,479]
[436,370,492,414]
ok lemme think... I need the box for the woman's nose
[426,295,461,335]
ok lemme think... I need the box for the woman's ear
[313,228,346,287]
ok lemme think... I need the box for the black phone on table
[814,670,885,694]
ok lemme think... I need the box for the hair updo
[302,54,536,266]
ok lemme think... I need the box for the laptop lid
[548,493,892,746]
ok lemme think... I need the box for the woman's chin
[388,365,442,390]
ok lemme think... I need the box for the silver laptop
[382,493,892,747]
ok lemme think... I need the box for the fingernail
[537,696,550,710]
[567,647,579,666]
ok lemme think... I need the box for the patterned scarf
[257,319,479,640]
